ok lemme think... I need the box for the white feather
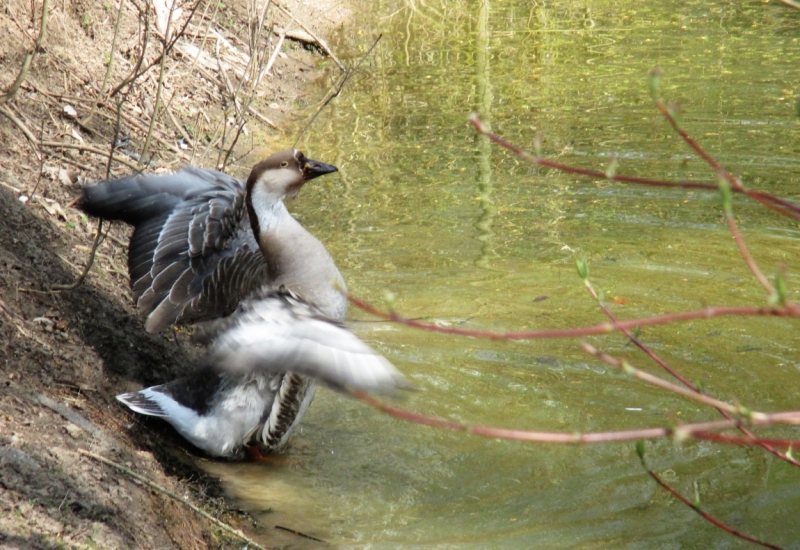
[208,295,404,393]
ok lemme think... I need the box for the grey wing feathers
[208,292,405,393]
[81,167,268,332]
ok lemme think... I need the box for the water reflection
[474,0,498,270]
[211,0,800,547]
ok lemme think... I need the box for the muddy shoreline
[0,1,350,547]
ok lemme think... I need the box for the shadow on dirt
[0,185,217,460]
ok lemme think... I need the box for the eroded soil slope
[0,0,348,547]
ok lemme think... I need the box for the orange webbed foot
[245,444,289,465]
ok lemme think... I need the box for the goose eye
[280,161,289,167]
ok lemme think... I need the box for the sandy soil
[0,0,349,547]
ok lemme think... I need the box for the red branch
[653,100,797,220]
[348,295,799,340]
[582,280,800,467]
[643,467,784,549]
[353,392,800,445]
[724,214,776,295]
[583,280,695,387]
[361,383,792,548]
[469,100,800,464]
[468,115,800,220]
[693,432,798,449]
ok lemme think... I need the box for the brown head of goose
[80,149,404,458]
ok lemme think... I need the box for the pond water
[205,1,800,548]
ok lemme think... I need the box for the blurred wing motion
[81,167,268,332]
[208,289,405,393]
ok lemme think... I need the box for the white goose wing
[207,291,405,393]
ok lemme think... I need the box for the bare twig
[0,0,50,104]
[654,99,791,218]
[0,105,39,149]
[262,30,287,77]
[262,2,298,79]
[247,0,274,84]
[140,0,179,168]
[56,89,132,296]
[274,525,325,543]
[692,432,800,448]
[165,105,194,147]
[41,141,140,170]
[50,220,107,291]
[29,120,47,198]
[78,450,269,550]
[293,34,382,146]
[724,210,774,295]
[0,180,57,203]
[33,393,110,443]
[650,101,784,293]
[109,0,203,98]
[83,0,126,126]
[220,119,247,170]
[111,1,150,98]
[247,104,279,129]
[1,105,141,169]
[583,278,695,388]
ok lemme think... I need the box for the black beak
[302,158,338,181]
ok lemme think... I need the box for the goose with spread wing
[80,149,402,458]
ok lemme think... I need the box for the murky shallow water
[206,1,800,547]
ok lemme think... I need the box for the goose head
[245,149,337,234]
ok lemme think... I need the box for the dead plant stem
[29,121,46,198]
[1,103,142,169]
[83,0,126,126]
[109,0,203,98]
[40,141,140,170]
[77,450,269,550]
[293,34,381,146]
[140,0,178,168]
[0,105,39,149]
[50,220,106,291]
[0,0,50,104]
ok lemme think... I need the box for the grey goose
[80,149,403,458]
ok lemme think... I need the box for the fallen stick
[78,450,269,550]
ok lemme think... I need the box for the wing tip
[116,390,168,417]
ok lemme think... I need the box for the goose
[80,149,403,458]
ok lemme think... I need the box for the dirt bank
[0,0,349,547]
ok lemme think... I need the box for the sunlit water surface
[202,1,800,548]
